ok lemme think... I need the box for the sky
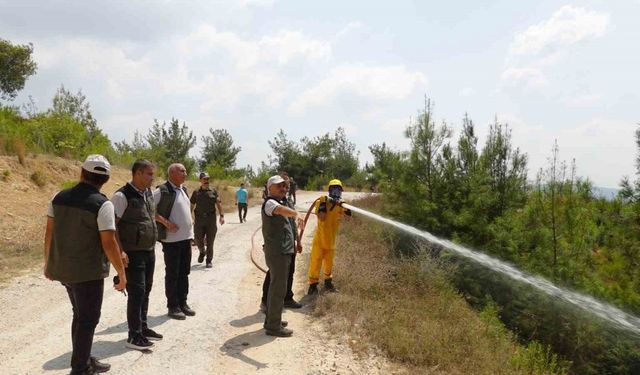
[1,0,638,187]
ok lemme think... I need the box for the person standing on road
[44,154,126,375]
[235,182,249,223]
[260,174,303,312]
[154,163,196,320]
[307,179,352,295]
[261,175,299,337]
[111,160,162,351]
[190,172,224,268]
[288,177,297,206]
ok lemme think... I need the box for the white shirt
[48,198,116,232]
[153,181,194,242]
[111,182,148,219]
[264,198,282,217]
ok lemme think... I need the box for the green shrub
[30,170,46,187]
[59,179,77,190]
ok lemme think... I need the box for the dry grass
[309,197,566,375]
[0,154,262,284]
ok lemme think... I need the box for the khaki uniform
[190,187,220,264]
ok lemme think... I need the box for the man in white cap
[261,175,299,337]
[44,154,127,375]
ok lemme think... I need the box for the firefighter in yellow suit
[307,179,352,295]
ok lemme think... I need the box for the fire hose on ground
[250,197,321,274]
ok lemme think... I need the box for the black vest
[116,183,157,251]
[261,197,295,255]
[156,181,188,240]
[47,182,110,283]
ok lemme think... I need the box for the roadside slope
[0,191,391,375]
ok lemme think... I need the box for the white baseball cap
[266,175,285,189]
[82,154,111,176]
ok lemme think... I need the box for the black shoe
[126,334,154,351]
[324,279,338,293]
[142,328,163,341]
[307,283,318,295]
[265,327,293,337]
[284,299,303,309]
[70,367,97,375]
[181,303,196,316]
[206,262,212,268]
[262,320,288,329]
[197,253,205,263]
[168,307,186,320]
[89,356,110,373]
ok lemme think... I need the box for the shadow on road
[220,329,275,370]
[229,311,264,328]
[95,314,171,336]
[42,339,151,371]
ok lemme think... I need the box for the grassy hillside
[0,154,255,283]
[309,197,568,375]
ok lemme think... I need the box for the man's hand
[219,216,225,225]
[114,273,127,292]
[121,252,129,268]
[166,221,179,233]
[296,217,304,228]
[296,243,303,254]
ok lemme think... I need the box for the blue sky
[1,0,638,187]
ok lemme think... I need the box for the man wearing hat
[190,172,224,268]
[44,154,127,375]
[262,175,299,337]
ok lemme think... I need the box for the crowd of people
[43,154,350,375]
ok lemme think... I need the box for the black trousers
[194,218,217,263]
[238,203,248,222]
[64,279,104,373]
[161,240,192,308]
[262,251,297,305]
[125,250,155,337]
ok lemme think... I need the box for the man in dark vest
[190,172,224,268]
[260,173,303,312]
[153,163,196,320]
[112,160,161,351]
[262,175,299,337]
[44,154,126,375]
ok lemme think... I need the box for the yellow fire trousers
[308,242,335,285]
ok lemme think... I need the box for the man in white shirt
[153,163,196,320]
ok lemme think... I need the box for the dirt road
[0,191,390,375]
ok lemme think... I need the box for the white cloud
[459,87,475,97]
[288,64,427,114]
[510,5,609,57]
[500,67,549,90]
[236,0,278,8]
[560,93,602,107]
[501,6,609,92]
[488,113,635,187]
